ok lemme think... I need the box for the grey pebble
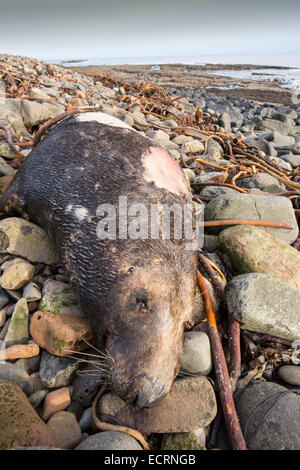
[75,431,142,450]
[39,350,81,388]
[277,365,300,387]
[78,406,93,431]
[28,389,48,408]
[0,362,33,395]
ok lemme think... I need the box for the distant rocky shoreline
[69,62,297,106]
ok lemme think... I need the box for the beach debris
[197,269,247,450]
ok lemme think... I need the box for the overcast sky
[0,0,300,60]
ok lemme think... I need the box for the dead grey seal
[0,112,197,407]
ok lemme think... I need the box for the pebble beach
[0,53,300,451]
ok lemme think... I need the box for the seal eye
[128,267,135,274]
[136,295,148,314]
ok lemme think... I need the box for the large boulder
[0,218,59,264]
[29,311,93,356]
[0,99,30,137]
[98,376,217,434]
[205,193,298,244]
[39,280,84,317]
[225,273,300,341]
[47,411,81,449]
[0,363,33,395]
[218,225,300,289]
[235,381,300,450]
[0,380,55,450]
[21,100,64,131]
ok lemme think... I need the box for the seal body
[0,112,197,407]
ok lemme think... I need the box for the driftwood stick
[33,107,101,147]
[92,384,150,450]
[192,182,248,193]
[198,253,226,301]
[198,253,241,391]
[227,311,242,393]
[203,219,293,230]
[0,125,19,154]
[197,270,247,450]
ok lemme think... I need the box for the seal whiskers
[65,354,111,376]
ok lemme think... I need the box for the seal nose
[119,380,168,408]
[131,378,170,408]
[134,388,167,408]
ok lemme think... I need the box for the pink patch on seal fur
[142,147,189,195]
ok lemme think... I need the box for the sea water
[50,51,300,91]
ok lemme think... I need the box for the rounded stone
[172,135,193,145]
[200,186,238,198]
[38,280,83,317]
[0,362,33,395]
[235,380,300,450]
[219,225,300,289]
[0,218,59,264]
[181,331,212,376]
[225,273,300,341]
[184,140,205,154]
[47,411,82,449]
[238,172,285,191]
[98,376,217,434]
[206,193,298,244]
[3,298,29,346]
[145,129,170,147]
[41,387,71,421]
[39,350,81,388]
[75,431,143,450]
[161,431,205,450]
[29,311,93,356]
[0,379,55,449]
[277,365,300,386]
[23,282,42,302]
[78,406,93,431]
[29,389,48,408]
[0,261,35,290]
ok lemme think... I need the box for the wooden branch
[33,107,101,147]
[192,182,248,193]
[197,269,247,450]
[227,311,242,393]
[203,219,293,230]
[198,254,241,392]
[92,384,150,450]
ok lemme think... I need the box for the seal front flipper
[0,179,29,220]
